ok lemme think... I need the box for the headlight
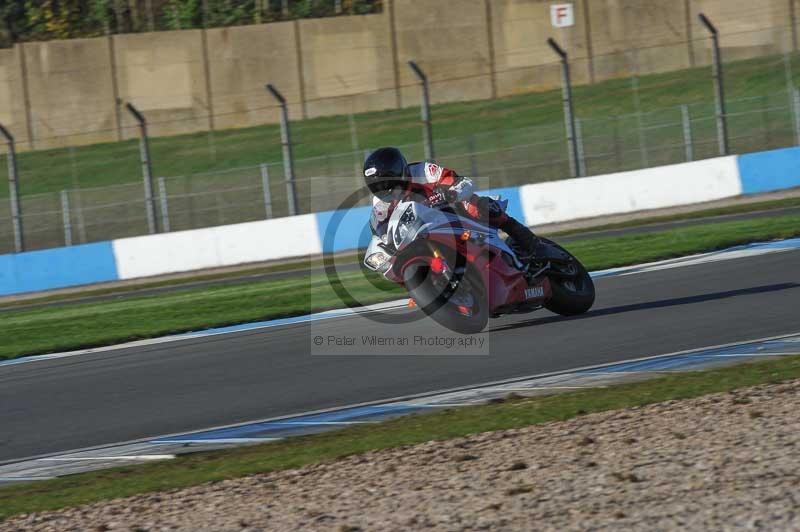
[365,251,391,271]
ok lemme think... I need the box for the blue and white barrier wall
[111,215,321,280]
[0,242,119,296]
[520,156,742,226]
[2,146,799,296]
[737,146,800,195]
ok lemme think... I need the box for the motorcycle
[363,198,595,334]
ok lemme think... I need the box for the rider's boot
[474,196,542,267]
[500,217,541,265]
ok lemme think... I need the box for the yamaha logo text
[525,286,545,299]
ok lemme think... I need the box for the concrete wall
[22,38,118,149]
[114,30,210,139]
[300,14,397,117]
[689,0,796,65]
[394,0,493,106]
[0,47,29,147]
[491,0,592,96]
[0,0,799,149]
[588,0,692,78]
[206,22,302,129]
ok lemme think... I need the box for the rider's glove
[447,178,474,203]
[444,187,460,203]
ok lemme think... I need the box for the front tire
[403,260,489,334]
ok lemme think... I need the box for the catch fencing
[3,19,800,254]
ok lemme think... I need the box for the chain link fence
[4,89,798,254]
[3,27,800,254]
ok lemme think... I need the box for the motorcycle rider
[364,147,540,265]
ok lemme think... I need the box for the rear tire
[403,260,489,334]
[541,239,595,316]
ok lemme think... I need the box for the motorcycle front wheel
[403,258,489,334]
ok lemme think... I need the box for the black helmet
[363,147,409,199]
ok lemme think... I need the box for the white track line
[38,455,175,461]
[0,476,56,481]
[703,352,800,357]
[149,438,281,445]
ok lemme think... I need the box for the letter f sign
[551,4,575,28]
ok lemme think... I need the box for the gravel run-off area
[4,379,800,531]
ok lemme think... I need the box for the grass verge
[552,195,800,236]
[2,353,799,521]
[2,212,800,360]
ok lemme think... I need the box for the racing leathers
[370,161,539,263]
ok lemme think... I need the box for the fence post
[547,38,581,178]
[125,102,159,234]
[260,163,273,219]
[348,114,363,186]
[0,124,23,252]
[630,74,649,168]
[761,95,773,148]
[266,84,299,216]
[784,53,795,96]
[73,189,88,244]
[60,190,72,246]
[157,177,170,232]
[408,61,435,160]
[699,13,729,156]
[793,88,800,146]
[612,115,623,171]
[681,105,694,162]
[575,118,587,176]
[467,135,479,177]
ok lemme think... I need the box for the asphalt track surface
[4,204,799,314]
[2,247,800,464]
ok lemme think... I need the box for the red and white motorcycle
[363,198,595,334]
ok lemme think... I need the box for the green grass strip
[552,196,800,236]
[2,353,799,521]
[2,212,800,360]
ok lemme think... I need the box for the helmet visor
[367,178,406,200]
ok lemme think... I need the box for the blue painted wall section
[0,242,119,296]
[478,186,524,223]
[316,205,373,254]
[737,146,800,194]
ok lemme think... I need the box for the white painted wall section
[113,214,321,280]
[519,156,742,226]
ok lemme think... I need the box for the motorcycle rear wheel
[541,238,595,316]
[403,259,489,334]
